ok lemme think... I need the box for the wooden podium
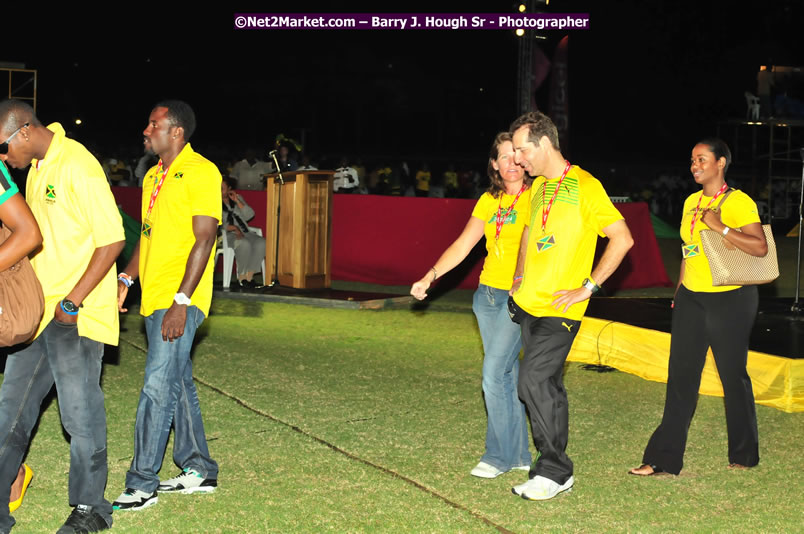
[264,170,334,289]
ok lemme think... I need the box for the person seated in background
[221,178,266,288]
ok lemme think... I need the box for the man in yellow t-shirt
[0,100,124,533]
[508,112,633,501]
[114,101,220,512]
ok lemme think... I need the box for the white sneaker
[518,475,574,501]
[157,468,217,494]
[470,461,505,479]
[511,465,531,472]
[112,488,158,511]
[511,477,535,496]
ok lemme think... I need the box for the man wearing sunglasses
[0,99,124,534]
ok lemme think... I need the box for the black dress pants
[642,285,760,474]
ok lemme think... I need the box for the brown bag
[699,189,780,286]
[0,225,44,346]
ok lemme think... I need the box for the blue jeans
[0,320,112,531]
[472,284,531,471]
[125,306,218,492]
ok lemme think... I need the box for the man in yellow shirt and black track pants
[0,99,125,534]
[114,100,220,512]
[508,112,633,502]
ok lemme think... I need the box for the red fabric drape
[112,188,672,290]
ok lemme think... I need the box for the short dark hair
[509,111,560,151]
[154,99,196,141]
[223,176,237,190]
[696,138,732,174]
[0,99,40,134]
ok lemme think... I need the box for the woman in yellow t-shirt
[630,139,768,476]
[411,132,533,479]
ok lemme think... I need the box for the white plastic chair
[215,226,266,289]
[744,91,760,120]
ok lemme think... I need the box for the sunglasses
[0,123,29,155]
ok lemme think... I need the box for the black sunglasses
[0,123,29,155]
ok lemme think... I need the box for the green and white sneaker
[112,488,158,511]
[157,468,217,494]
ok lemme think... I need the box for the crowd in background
[92,143,774,226]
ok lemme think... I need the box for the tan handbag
[0,225,44,346]
[698,190,779,286]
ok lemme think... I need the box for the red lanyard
[145,160,170,219]
[690,182,728,239]
[494,183,527,241]
[541,160,571,233]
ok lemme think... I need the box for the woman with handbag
[411,132,533,478]
[0,160,44,510]
[630,138,768,476]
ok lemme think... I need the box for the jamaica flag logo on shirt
[174,172,183,179]
[682,244,699,258]
[45,184,56,204]
[535,234,556,253]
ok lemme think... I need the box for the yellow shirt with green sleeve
[513,166,623,321]
[139,143,222,317]
[26,123,124,345]
[472,188,532,290]
[680,189,760,293]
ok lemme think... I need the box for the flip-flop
[727,463,750,470]
[628,464,665,476]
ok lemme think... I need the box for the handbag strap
[712,187,735,213]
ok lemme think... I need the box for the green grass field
[5,296,802,533]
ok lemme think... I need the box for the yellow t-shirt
[139,143,222,317]
[680,189,760,293]
[444,171,458,189]
[26,123,125,345]
[415,171,431,191]
[513,166,623,321]
[471,189,532,290]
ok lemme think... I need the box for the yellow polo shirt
[139,143,221,317]
[513,166,623,321]
[26,123,124,345]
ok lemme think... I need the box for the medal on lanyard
[493,183,527,259]
[682,182,728,258]
[141,160,170,239]
[536,160,571,253]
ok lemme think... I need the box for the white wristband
[722,226,730,236]
[174,292,192,306]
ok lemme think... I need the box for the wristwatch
[581,278,600,294]
[61,299,81,315]
[174,292,192,306]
